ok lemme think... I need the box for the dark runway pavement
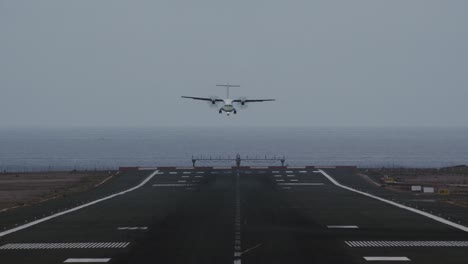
[0,167,467,264]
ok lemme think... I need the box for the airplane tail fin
[216,83,240,98]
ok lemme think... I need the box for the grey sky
[1,1,467,127]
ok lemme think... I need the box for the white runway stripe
[64,259,111,263]
[317,169,468,232]
[364,257,410,261]
[0,171,159,238]
[153,184,195,187]
[117,227,148,230]
[346,241,468,247]
[278,183,324,186]
[0,242,130,250]
[328,225,359,229]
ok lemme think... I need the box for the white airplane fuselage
[219,99,236,116]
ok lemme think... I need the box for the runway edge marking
[317,169,468,232]
[0,170,160,238]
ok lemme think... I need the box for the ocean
[0,127,467,171]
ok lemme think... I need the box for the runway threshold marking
[64,259,111,263]
[347,241,468,247]
[0,170,160,238]
[0,242,130,250]
[363,257,410,261]
[317,169,468,232]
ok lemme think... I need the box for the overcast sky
[1,1,467,127]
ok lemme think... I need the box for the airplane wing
[181,96,223,102]
[232,99,275,103]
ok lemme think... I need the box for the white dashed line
[233,171,242,264]
[273,175,282,178]
[117,227,148,231]
[0,171,159,238]
[363,257,410,261]
[152,184,195,187]
[327,225,359,229]
[275,179,285,182]
[178,180,187,183]
[286,175,295,177]
[277,183,324,186]
[317,169,468,232]
[64,259,111,263]
[181,176,190,178]
[169,172,177,175]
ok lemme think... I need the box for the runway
[0,167,467,263]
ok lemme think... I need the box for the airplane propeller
[235,97,248,109]
[208,96,221,108]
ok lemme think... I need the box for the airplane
[181,84,275,116]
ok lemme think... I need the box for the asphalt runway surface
[0,167,467,264]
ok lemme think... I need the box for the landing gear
[219,109,222,114]
[233,110,237,114]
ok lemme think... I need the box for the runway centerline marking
[233,171,242,264]
[117,227,148,230]
[327,225,359,229]
[153,183,195,187]
[64,259,111,263]
[317,169,468,232]
[278,183,324,186]
[0,171,160,238]
[363,256,410,261]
